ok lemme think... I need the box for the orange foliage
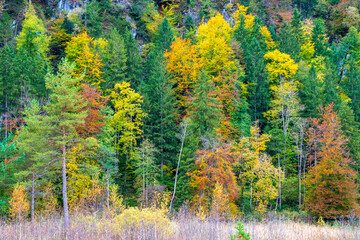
[305,103,359,218]
[76,84,109,137]
[165,37,201,109]
[188,144,239,214]
[9,183,30,221]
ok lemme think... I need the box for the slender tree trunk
[299,124,304,209]
[106,174,110,209]
[278,153,281,210]
[169,121,187,214]
[160,92,164,180]
[142,149,145,206]
[250,178,253,209]
[303,151,307,206]
[31,172,35,222]
[62,126,70,234]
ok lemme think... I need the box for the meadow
[1,212,359,240]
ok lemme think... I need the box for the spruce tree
[124,30,143,91]
[298,64,324,118]
[154,17,174,53]
[101,28,128,92]
[142,51,178,183]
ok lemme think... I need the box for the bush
[230,221,250,240]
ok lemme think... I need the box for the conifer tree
[187,70,221,141]
[101,29,128,91]
[154,17,174,53]
[142,51,177,182]
[341,56,360,121]
[43,60,87,232]
[298,64,324,118]
[15,100,52,221]
[124,30,143,90]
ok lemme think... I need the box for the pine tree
[341,56,360,121]
[298,63,324,118]
[43,60,87,233]
[15,100,51,221]
[312,18,329,57]
[278,22,301,61]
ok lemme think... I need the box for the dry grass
[0,214,359,240]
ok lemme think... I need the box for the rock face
[50,0,83,13]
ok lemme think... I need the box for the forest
[1,0,360,239]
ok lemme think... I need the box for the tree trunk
[106,174,110,209]
[62,126,70,234]
[31,172,35,222]
[278,153,281,210]
[169,121,187,214]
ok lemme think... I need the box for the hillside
[1,0,360,238]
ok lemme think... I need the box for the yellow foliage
[260,26,276,50]
[41,183,58,218]
[210,183,238,220]
[79,205,177,238]
[107,184,124,217]
[197,13,237,76]
[252,155,281,215]
[300,41,315,62]
[234,122,283,214]
[16,3,50,57]
[302,19,313,42]
[141,3,176,37]
[233,4,255,31]
[65,32,107,86]
[264,50,298,81]
[265,80,302,121]
[9,183,30,221]
[67,144,101,212]
[110,82,146,157]
[165,38,201,108]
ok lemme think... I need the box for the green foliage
[101,28,128,91]
[142,51,178,185]
[230,221,250,240]
[2,0,360,221]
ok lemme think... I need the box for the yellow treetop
[110,82,146,157]
[165,38,202,108]
[9,183,30,221]
[260,26,276,50]
[16,3,50,57]
[264,50,298,81]
[65,32,107,86]
[197,13,237,76]
[232,4,255,31]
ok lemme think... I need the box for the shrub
[230,221,250,240]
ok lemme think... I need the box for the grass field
[1,214,359,240]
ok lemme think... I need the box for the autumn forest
[1,0,360,239]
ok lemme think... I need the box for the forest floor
[1,215,360,240]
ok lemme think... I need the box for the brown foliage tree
[305,103,359,218]
[188,143,239,216]
[76,84,108,137]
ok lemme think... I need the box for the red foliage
[76,84,109,137]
